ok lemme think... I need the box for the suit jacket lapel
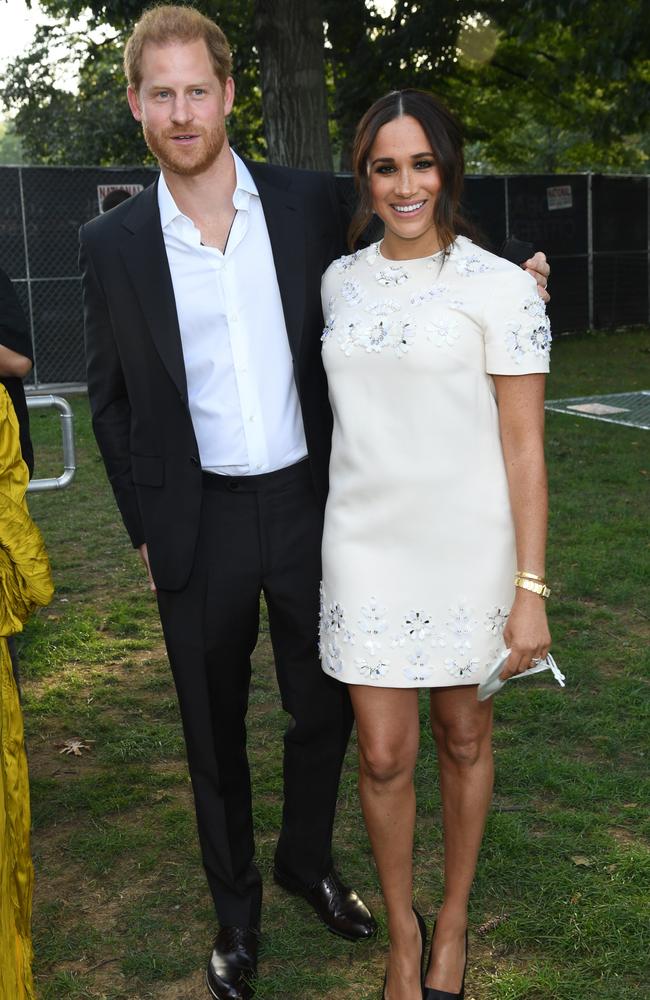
[119,180,189,403]
[247,162,307,362]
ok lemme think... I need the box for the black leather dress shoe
[273,867,377,941]
[206,926,259,1000]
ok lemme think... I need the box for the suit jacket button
[190,456,199,466]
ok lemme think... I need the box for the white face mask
[477,650,565,703]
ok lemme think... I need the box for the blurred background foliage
[0,0,647,172]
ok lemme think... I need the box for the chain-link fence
[0,165,156,388]
[0,166,648,389]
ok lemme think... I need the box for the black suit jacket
[80,160,348,590]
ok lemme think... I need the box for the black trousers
[156,459,354,928]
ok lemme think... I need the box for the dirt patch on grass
[154,970,207,999]
[608,825,650,850]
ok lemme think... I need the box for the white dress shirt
[158,151,308,474]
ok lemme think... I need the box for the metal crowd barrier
[26,395,76,492]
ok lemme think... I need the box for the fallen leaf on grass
[571,855,594,867]
[56,738,95,757]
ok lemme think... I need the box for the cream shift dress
[318,236,551,689]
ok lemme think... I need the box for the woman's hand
[500,589,551,679]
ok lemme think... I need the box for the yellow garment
[0,386,53,1000]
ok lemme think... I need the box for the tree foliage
[1,0,647,173]
[461,0,650,172]
[0,120,24,165]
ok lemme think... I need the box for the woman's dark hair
[349,89,474,253]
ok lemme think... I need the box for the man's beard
[142,120,226,177]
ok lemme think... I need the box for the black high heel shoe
[423,922,468,1000]
[382,906,428,998]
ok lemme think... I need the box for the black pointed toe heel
[413,906,427,986]
[423,924,468,1000]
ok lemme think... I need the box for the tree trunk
[254,0,332,170]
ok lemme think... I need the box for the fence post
[587,170,594,330]
[17,166,38,385]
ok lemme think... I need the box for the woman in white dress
[319,91,552,1000]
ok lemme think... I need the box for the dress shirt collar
[157,149,258,230]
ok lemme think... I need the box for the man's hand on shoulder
[523,252,550,304]
[138,543,156,592]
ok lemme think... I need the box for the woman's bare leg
[349,685,422,1000]
[424,686,494,992]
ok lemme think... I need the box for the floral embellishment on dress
[403,610,433,641]
[366,298,402,317]
[485,607,509,635]
[358,598,388,653]
[522,295,546,320]
[504,297,551,362]
[394,319,415,356]
[444,655,480,679]
[319,587,355,645]
[321,314,336,342]
[375,265,410,287]
[403,649,432,682]
[529,323,551,355]
[322,640,344,675]
[335,249,363,271]
[505,325,527,362]
[426,319,460,348]
[455,254,493,278]
[446,604,478,637]
[356,657,390,680]
[357,320,393,353]
[410,285,450,307]
[322,600,345,633]
[341,278,365,306]
[337,321,360,357]
[522,296,551,355]
[391,609,434,648]
[365,243,381,265]
[403,666,432,682]
[337,316,416,358]
[430,625,448,649]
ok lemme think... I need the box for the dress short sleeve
[482,266,551,375]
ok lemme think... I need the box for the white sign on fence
[97,183,144,213]
[547,184,573,211]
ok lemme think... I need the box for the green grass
[15,327,650,999]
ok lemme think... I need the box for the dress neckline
[376,237,461,265]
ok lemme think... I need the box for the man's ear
[223,76,235,117]
[127,86,143,122]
